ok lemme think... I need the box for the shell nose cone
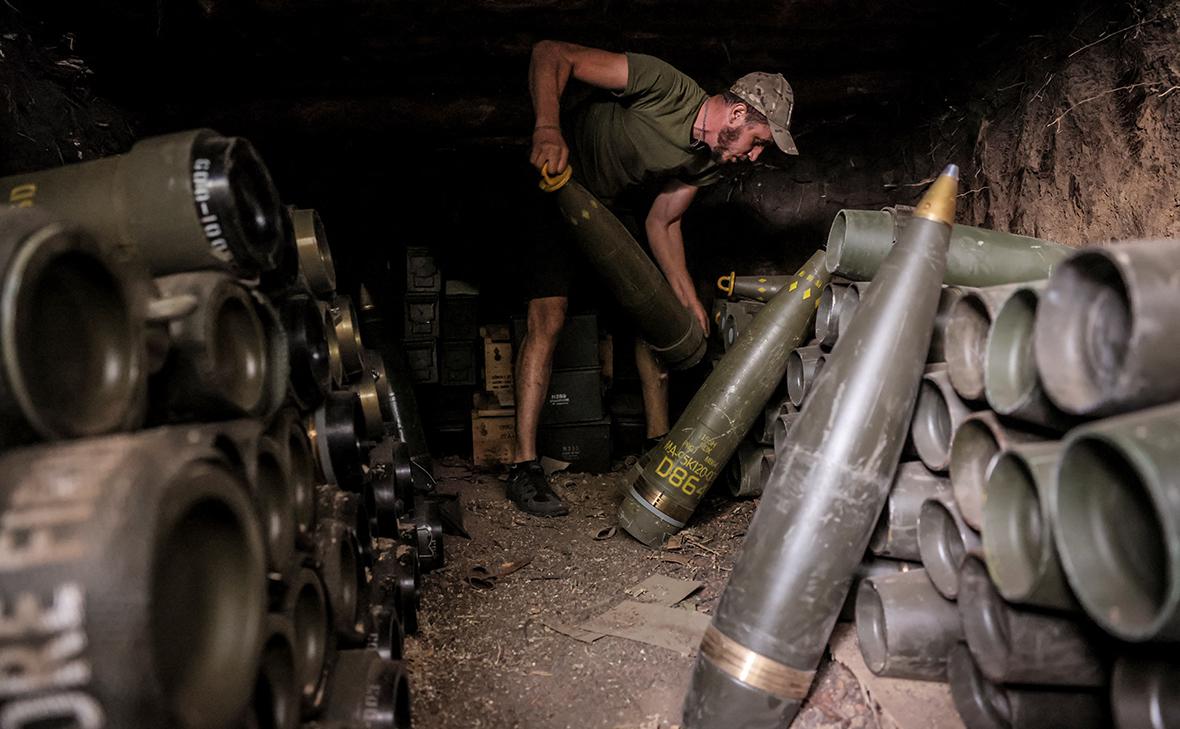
[942,163,960,180]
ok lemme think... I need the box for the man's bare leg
[514,296,568,461]
[507,296,570,517]
[635,338,670,440]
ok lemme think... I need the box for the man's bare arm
[529,41,628,174]
[646,180,708,334]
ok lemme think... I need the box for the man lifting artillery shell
[506,40,798,516]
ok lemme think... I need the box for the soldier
[508,40,798,516]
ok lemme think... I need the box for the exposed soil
[405,458,886,729]
[966,0,1180,243]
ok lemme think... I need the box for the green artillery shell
[1054,401,1180,641]
[827,207,1068,287]
[727,441,775,498]
[292,207,337,296]
[1112,654,1180,729]
[0,128,290,277]
[1035,239,1180,417]
[948,644,1108,729]
[918,496,983,599]
[550,179,705,369]
[958,556,1105,687]
[683,166,958,729]
[717,271,791,302]
[619,249,828,547]
[856,567,964,680]
[983,282,1075,430]
[870,461,952,561]
[945,283,1027,402]
[928,285,966,363]
[982,441,1077,610]
[786,345,826,407]
[911,368,971,472]
[949,411,1043,530]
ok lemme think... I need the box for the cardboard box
[481,325,515,407]
[472,407,516,468]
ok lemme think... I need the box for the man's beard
[711,125,743,162]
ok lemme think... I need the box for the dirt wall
[967,1,1180,245]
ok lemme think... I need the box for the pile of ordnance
[0,130,438,729]
[613,167,1176,729]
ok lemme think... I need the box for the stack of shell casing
[828,215,1180,728]
[0,130,430,729]
[681,169,1174,729]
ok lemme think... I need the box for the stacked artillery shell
[958,557,1106,687]
[152,271,271,420]
[982,283,1073,430]
[1035,239,1180,417]
[870,462,952,561]
[716,272,790,303]
[292,208,337,297]
[718,299,764,351]
[1053,401,1180,642]
[917,495,982,599]
[981,441,1076,610]
[0,208,148,446]
[786,345,826,407]
[726,440,775,498]
[772,406,800,453]
[927,285,966,363]
[945,283,1026,402]
[910,367,971,471]
[0,132,430,728]
[815,282,865,350]
[947,644,1107,729]
[0,129,291,277]
[825,206,1069,287]
[542,171,705,369]
[618,249,828,546]
[855,568,963,680]
[0,428,268,729]
[322,650,413,729]
[1112,655,1180,729]
[949,411,1041,530]
[683,165,959,728]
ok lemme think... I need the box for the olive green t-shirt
[567,53,720,205]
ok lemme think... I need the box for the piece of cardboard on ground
[828,623,966,729]
[547,574,704,646]
[624,574,702,606]
[580,601,710,657]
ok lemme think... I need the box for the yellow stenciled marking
[758,277,767,283]
[803,288,812,300]
[569,217,579,226]
[591,200,599,209]
[757,286,767,293]
[788,281,798,292]
[815,299,820,309]
[795,268,804,276]
[9,183,36,208]
[806,274,814,282]
[581,209,591,220]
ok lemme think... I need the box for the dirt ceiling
[23,0,1079,144]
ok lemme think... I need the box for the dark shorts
[520,188,645,303]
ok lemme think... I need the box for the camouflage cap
[729,72,798,155]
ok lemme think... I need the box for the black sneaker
[506,460,569,517]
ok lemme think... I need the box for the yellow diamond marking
[569,217,579,226]
[803,288,812,300]
[758,277,767,283]
[581,209,591,220]
[788,281,799,292]
[757,286,767,293]
[591,200,599,209]
[806,274,815,282]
